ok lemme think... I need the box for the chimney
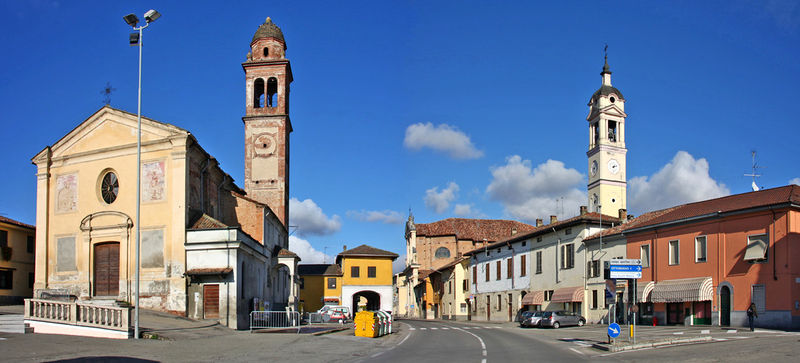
[343,245,347,252]
[550,215,558,224]
[618,209,627,221]
[536,218,543,227]
[580,205,588,215]
[511,227,517,236]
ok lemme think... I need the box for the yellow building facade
[298,264,342,313]
[337,245,397,312]
[0,216,36,304]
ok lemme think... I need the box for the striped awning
[651,277,713,303]
[636,281,654,303]
[521,291,544,306]
[550,286,584,303]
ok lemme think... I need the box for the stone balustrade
[24,299,131,332]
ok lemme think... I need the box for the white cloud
[486,156,586,223]
[425,182,460,214]
[393,254,407,274]
[628,151,730,213]
[403,122,483,159]
[289,198,341,237]
[346,210,404,224]
[288,236,333,264]
[790,178,800,186]
[453,203,486,218]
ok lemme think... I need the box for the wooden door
[720,286,731,326]
[94,243,119,296]
[203,284,220,319]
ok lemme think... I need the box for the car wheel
[553,322,560,329]
[578,319,585,327]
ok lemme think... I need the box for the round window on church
[435,247,450,259]
[610,96,616,103]
[101,171,119,204]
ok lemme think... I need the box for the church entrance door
[94,242,120,296]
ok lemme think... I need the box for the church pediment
[586,104,627,121]
[39,106,188,161]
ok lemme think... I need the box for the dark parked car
[539,311,585,328]
[520,311,545,328]
[518,311,534,324]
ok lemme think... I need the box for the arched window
[267,77,278,107]
[253,78,265,108]
[263,47,269,58]
[435,247,450,259]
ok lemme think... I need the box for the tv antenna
[744,150,765,191]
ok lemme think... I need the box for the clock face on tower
[608,159,620,175]
[590,160,598,177]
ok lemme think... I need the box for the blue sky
[1,1,799,266]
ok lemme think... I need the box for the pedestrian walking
[746,302,758,331]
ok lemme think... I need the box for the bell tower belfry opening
[586,52,627,216]
[243,17,293,226]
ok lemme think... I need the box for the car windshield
[542,312,552,317]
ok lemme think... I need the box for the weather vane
[101,82,116,105]
[604,44,608,60]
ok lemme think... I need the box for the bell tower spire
[587,50,627,215]
[242,17,293,227]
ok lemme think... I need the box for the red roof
[464,212,620,255]
[189,214,228,230]
[0,215,34,230]
[585,185,800,240]
[415,218,535,242]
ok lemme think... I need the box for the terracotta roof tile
[277,248,300,259]
[0,215,34,230]
[337,244,399,259]
[185,267,233,276]
[188,214,228,230]
[584,185,800,240]
[464,212,621,255]
[415,218,535,242]
[297,264,342,276]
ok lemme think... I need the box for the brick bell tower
[243,17,292,227]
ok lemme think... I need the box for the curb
[592,336,712,352]
[311,327,350,336]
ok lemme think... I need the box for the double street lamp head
[123,9,160,28]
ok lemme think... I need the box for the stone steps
[0,314,29,334]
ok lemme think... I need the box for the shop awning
[651,277,713,303]
[521,291,544,306]
[550,286,584,303]
[743,238,768,261]
[185,267,233,276]
[636,281,654,303]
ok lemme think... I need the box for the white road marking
[440,327,449,330]
[672,332,684,335]
[701,329,710,334]
[726,330,738,334]
[409,327,416,330]
[569,347,584,355]
[481,360,486,363]
[419,328,427,330]
[447,325,487,360]
[714,338,729,341]
[430,327,438,330]
[370,351,385,358]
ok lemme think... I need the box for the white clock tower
[587,55,627,215]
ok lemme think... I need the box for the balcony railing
[24,299,131,332]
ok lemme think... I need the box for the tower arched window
[267,77,278,107]
[254,78,265,108]
[435,247,450,259]
[263,47,269,58]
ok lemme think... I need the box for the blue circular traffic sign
[607,323,621,338]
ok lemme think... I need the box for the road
[362,319,586,363]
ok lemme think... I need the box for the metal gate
[250,311,300,332]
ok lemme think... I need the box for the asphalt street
[362,319,586,363]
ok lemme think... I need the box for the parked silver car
[520,311,545,328]
[538,311,585,328]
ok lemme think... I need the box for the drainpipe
[552,227,559,284]
[199,159,210,211]
[770,208,777,281]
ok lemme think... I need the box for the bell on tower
[242,17,293,227]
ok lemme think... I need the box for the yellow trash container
[354,311,378,338]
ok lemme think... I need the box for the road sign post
[608,322,621,345]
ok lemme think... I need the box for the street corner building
[337,245,398,313]
[28,17,300,330]
[0,216,36,304]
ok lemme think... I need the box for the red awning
[521,291,544,305]
[550,286,584,303]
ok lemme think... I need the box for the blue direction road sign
[608,323,621,338]
[609,265,642,272]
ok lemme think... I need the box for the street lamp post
[123,9,161,340]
